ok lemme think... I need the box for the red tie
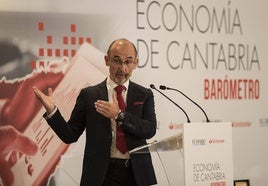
[115,85,128,154]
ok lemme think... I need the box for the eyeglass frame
[109,57,137,67]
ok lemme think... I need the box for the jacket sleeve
[45,89,87,144]
[121,88,157,140]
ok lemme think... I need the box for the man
[33,38,157,186]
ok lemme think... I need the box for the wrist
[47,105,57,114]
[116,111,125,127]
[45,106,57,119]
[114,109,121,120]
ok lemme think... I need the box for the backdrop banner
[0,0,267,185]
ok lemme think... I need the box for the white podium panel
[130,122,233,186]
[183,122,233,186]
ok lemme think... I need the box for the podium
[130,122,233,186]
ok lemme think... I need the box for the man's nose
[118,63,128,72]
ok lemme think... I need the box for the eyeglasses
[110,57,136,66]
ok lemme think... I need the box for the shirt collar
[106,76,129,91]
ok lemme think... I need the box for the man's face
[105,40,138,85]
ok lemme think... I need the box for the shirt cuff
[45,106,57,119]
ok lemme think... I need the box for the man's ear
[104,55,109,66]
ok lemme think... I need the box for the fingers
[13,132,38,156]
[95,100,110,116]
[32,86,41,99]
[95,100,119,119]
[0,157,14,186]
[112,93,118,104]
[0,126,38,156]
[32,87,47,106]
[0,126,37,186]
[48,88,53,97]
[32,86,53,99]
[32,86,55,113]
[32,86,46,101]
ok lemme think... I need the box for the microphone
[150,84,190,123]
[159,85,210,122]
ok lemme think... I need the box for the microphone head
[150,84,156,89]
[159,85,167,90]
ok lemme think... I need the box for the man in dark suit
[33,38,157,186]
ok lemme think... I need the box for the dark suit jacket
[46,79,157,186]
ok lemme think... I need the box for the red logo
[209,139,225,144]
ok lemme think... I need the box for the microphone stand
[150,84,190,123]
[160,85,210,122]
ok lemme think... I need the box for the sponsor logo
[168,122,182,130]
[259,118,268,128]
[232,121,251,128]
[192,139,206,146]
[211,181,226,186]
[209,139,225,144]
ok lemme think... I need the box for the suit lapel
[97,80,109,101]
[96,80,111,130]
[126,81,136,111]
